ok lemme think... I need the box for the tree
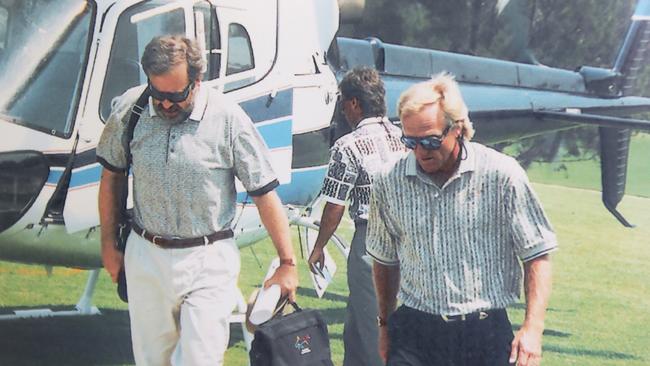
[339,0,649,163]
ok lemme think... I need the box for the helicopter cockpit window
[226,23,254,75]
[0,0,93,138]
[100,1,185,121]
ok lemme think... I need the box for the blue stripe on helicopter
[236,165,327,205]
[46,169,64,185]
[69,165,103,189]
[256,119,292,149]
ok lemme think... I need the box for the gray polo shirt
[320,117,406,222]
[97,85,277,238]
[366,142,558,315]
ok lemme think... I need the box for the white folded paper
[249,284,281,325]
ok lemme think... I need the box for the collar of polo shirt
[355,116,390,129]
[148,83,208,122]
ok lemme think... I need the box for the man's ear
[350,97,359,108]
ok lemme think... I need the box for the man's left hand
[264,263,298,302]
[510,325,543,366]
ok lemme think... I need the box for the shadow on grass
[0,306,133,366]
[509,324,639,361]
[508,302,568,313]
[511,323,572,338]
[544,344,640,360]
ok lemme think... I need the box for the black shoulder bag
[250,301,334,366]
[115,89,149,303]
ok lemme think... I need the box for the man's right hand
[307,245,325,275]
[101,242,124,283]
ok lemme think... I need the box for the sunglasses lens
[149,82,192,103]
[401,136,417,149]
[401,135,444,150]
[421,137,442,150]
[167,93,186,103]
[148,86,163,100]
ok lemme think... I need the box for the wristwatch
[279,258,296,267]
[376,315,388,327]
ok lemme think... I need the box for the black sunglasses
[401,125,452,150]
[148,80,195,103]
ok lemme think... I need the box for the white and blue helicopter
[1,0,649,330]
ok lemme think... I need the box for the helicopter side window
[226,23,254,76]
[100,2,185,121]
[194,1,221,81]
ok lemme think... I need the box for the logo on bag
[294,334,312,355]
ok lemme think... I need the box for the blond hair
[397,73,475,141]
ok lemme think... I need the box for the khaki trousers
[124,232,240,366]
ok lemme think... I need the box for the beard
[154,100,193,124]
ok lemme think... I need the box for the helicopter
[0,0,649,334]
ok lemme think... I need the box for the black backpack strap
[117,89,149,245]
[124,89,150,174]
[288,301,302,312]
[115,88,150,303]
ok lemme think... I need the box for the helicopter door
[65,0,192,233]
[98,1,189,120]
[203,2,291,187]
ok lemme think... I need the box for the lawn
[0,135,648,366]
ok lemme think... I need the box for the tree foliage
[339,0,650,163]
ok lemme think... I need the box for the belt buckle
[151,235,161,246]
[441,311,489,322]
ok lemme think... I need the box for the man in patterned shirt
[97,36,297,365]
[367,74,557,366]
[308,67,406,366]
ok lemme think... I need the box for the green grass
[2,185,649,366]
[1,133,649,365]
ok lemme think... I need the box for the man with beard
[367,74,557,366]
[97,36,298,366]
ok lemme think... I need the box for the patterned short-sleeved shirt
[366,142,558,315]
[96,85,277,238]
[320,117,406,222]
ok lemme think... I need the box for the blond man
[367,73,556,366]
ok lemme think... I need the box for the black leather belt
[132,222,233,249]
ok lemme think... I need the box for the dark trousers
[387,305,514,366]
[343,223,383,366]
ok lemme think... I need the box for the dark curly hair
[141,35,205,81]
[339,66,386,118]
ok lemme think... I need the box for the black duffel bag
[250,302,334,366]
